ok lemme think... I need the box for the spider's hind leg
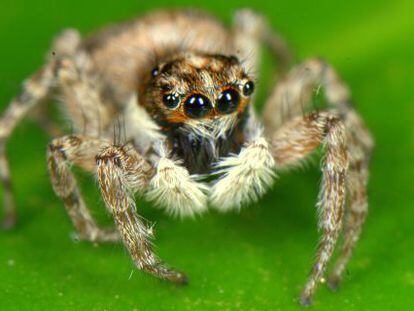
[0,29,81,229]
[0,62,55,229]
[232,9,293,77]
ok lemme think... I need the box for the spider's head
[139,53,255,136]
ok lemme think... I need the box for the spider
[0,9,373,306]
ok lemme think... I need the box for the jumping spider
[0,9,373,305]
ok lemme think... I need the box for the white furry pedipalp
[210,137,276,211]
[145,157,209,218]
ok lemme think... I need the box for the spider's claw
[299,294,313,308]
[327,274,341,292]
[170,271,188,285]
[150,261,189,285]
[164,268,189,285]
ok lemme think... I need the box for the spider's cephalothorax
[0,9,374,306]
[139,53,255,173]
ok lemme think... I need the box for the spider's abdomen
[81,9,233,106]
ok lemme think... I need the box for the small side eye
[162,93,180,109]
[151,67,159,77]
[243,81,255,96]
[217,88,240,114]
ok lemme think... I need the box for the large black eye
[184,94,212,118]
[217,88,240,114]
[162,94,180,109]
[243,81,255,96]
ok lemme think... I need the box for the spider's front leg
[210,123,276,211]
[269,111,349,305]
[48,135,119,242]
[263,58,374,302]
[96,145,194,283]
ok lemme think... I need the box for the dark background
[0,0,413,310]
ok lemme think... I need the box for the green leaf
[1,0,413,310]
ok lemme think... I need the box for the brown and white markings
[0,9,373,305]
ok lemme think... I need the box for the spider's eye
[217,88,240,114]
[184,94,212,118]
[151,67,159,77]
[162,93,180,109]
[243,81,255,96]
